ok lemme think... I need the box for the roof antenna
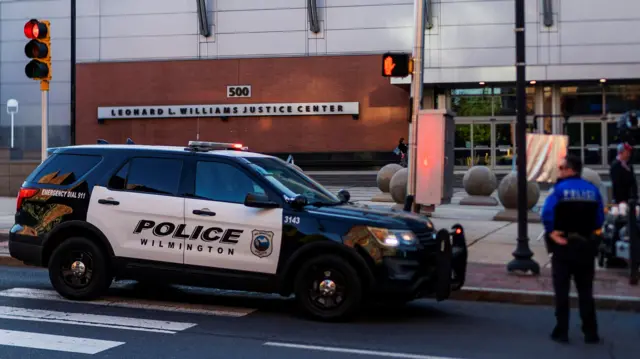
[286,154,295,164]
[97,139,109,144]
[126,138,135,144]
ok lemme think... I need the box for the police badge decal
[251,230,274,258]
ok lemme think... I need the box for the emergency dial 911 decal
[133,219,242,256]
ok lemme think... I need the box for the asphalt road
[0,265,637,359]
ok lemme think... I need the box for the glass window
[244,157,342,205]
[607,122,621,146]
[455,124,471,148]
[33,154,102,185]
[108,162,129,190]
[195,162,265,204]
[561,86,603,115]
[492,87,535,116]
[605,85,640,114]
[495,123,514,166]
[451,96,493,116]
[125,157,183,195]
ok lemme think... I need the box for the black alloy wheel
[293,254,363,321]
[48,237,112,300]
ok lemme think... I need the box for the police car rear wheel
[293,255,362,321]
[48,237,112,300]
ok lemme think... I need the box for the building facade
[1,0,640,193]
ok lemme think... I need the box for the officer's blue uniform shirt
[541,176,605,234]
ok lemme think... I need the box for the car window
[113,157,183,195]
[195,161,265,204]
[33,154,102,185]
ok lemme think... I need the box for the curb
[0,255,638,312]
[452,286,640,312]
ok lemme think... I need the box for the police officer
[541,154,605,344]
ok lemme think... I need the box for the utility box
[415,109,455,206]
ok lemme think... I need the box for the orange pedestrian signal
[381,53,411,77]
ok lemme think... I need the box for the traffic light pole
[407,0,426,213]
[41,81,49,162]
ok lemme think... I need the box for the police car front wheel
[293,255,363,321]
[48,237,112,300]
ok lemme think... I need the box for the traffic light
[24,19,51,81]
[381,53,412,77]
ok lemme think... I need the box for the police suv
[9,140,468,321]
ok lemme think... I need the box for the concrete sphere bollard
[581,167,602,188]
[377,163,403,193]
[463,166,498,196]
[389,168,409,204]
[497,172,540,210]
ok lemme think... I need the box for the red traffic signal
[24,19,48,39]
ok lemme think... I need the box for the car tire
[293,254,363,321]
[48,237,112,301]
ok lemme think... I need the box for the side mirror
[338,189,351,203]
[244,192,279,209]
[290,194,308,209]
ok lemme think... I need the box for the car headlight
[367,227,416,247]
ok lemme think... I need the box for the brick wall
[76,55,410,153]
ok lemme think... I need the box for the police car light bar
[187,141,248,151]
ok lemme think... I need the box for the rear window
[31,154,102,186]
[108,157,183,196]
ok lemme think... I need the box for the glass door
[454,123,472,167]
[494,121,514,167]
[472,122,491,166]
[583,121,604,166]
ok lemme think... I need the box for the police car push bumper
[365,224,467,301]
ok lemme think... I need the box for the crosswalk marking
[0,329,124,354]
[0,288,256,317]
[0,306,196,334]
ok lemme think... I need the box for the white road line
[0,288,256,317]
[0,306,196,334]
[263,342,462,359]
[0,329,124,354]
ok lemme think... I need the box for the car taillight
[17,187,38,211]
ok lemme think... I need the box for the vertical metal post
[407,0,426,212]
[10,113,14,149]
[41,83,49,162]
[70,0,76,145]
[507,0,540,274]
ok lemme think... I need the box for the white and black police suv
[9,140,468,321]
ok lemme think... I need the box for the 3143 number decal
[284,216,301,225]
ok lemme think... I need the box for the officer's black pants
[551,251,598,335]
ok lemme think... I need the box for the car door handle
[98,199,120,206]
[193,209,216,216]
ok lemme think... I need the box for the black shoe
[551,327,569,343]
[584,333,600,344]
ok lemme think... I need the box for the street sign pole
[10,113,14,149]
[407,0,426,212]
[41,80,49,162]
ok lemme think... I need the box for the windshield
[244,157,341,205]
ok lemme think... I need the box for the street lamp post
[6,99,19,149]
[507,0,540,275]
